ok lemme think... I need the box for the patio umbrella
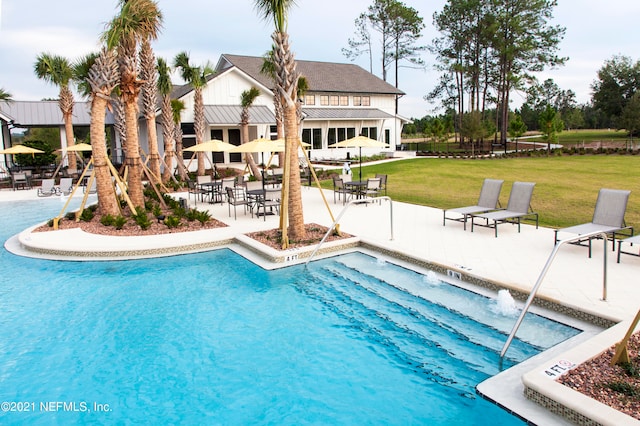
[183,139,237,152]
[184,139,236,174]
[330,135,389,181]
[58,143,93,152]
[229,138,310,182]
[0,144,45,156]
[229,138,310,154]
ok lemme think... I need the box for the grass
[320,155,640,230]
[557,129,629,145]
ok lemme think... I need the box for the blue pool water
[0,199,580,424]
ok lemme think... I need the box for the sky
[1,0,639,119]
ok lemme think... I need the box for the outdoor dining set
[332,173,387,205]
[188,175,281,221]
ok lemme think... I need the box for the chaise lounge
[443,178,503,230]
[37,178,57,197]
[554,188,632,258]
[470,181,538,237]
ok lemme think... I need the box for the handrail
[500,230,611,358]
[305,196,394,266]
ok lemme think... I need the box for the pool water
[0,199,580,424]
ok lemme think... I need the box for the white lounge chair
[37,178,57,197]
[470,182,538,237]
[443,178,503,230]
[57,177,74,195]
[554,188,632,257]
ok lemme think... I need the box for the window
[361,96,370,106]
[304,95,315,105]
[182,124,196,159]
[360,127,377,140]
[353,96,361,106]
[329,127,356,143]
[330,95,339,106]
[302,128,323,150]
[339,96,349,106]
[320,95,329,106]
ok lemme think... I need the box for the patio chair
[364,177,382,200]
[187,180,207,205]
[616,234,640,263]
[332,176,352,204]
[37,178,57,197]
[58,177,74,195]
[83,178,97,194]
[256,187,281,221]
[554,188,632,258]
[470,182,538,237]
[375,174,388,196]
[443,179,503,230]
[11,173,30,190]
[225,186,249,220]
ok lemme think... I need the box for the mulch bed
[246,223,353,250]
[558,331,640,420]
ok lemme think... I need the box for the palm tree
[261,48,286,167]
[157,57,175,183]
[139,38,161,181]
[0,88,12,103]
[171,98,188,180]
[240,87,263,179]
[34,53,78,171]
[173,52,214,177]
[254,0,306,246]
[82,49,122,216]
[103,0,162,209]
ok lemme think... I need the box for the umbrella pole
[359,147,362,181]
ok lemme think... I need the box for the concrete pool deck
[3,186,640,425]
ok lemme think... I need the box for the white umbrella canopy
[0,144,45,155]
[229,138,286,153]
[330,135,389,181]
[229,138,310,153]
[183,139,236,152]
[57,143,93,152]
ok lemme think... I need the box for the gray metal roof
[301,108,395,120]
[0,100,114,127]
[204,105,275,125]
[217,54,405,96]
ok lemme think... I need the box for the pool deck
[3,184,640,425]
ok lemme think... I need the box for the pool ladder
[305,196,394,266]
[500,231,611,358]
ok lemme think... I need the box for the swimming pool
[0,199,580,424]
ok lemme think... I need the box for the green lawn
[320,155,640,231]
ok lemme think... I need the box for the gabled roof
[217,54,405,96]
[0,100,114,127]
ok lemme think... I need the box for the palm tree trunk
[91,95,120,216]
[194,87,206,176]
[161,96,174,182]
[284,102,305,240]
[125,100,145,208]
[63,112,77,171]
[241,123,262,178]
[146,114,161,180]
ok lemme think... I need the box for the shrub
[100,214,116,226]
[186,209,200,222]
[193,209,211,225]
[79,208,94,222]
[113,215,127,230]
[132,208,152,230]
[164,215,181,229]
